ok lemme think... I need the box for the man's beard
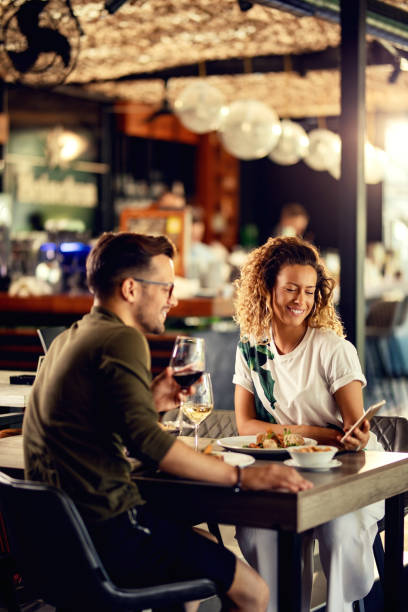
[135,303,165,335]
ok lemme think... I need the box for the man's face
[133,254,177,334]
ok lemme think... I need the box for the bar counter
[0,293,235,371]
[0,293,234,326]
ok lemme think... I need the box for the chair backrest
[163,409,238,439]
[196,409,238,438]
[0,471,115,610]
[371,415,408,452]
[191,329,240,411]
[366,299,402,331]
[36,326,66,354]
[394,296,408,329]
[0,472,218,611]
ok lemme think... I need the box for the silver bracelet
[233,465,242,493]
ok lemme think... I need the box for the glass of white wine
[182,372,214,451]
[170,336,205,431]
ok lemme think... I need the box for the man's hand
[151,366,187,413]
[242,463,313,493]
[160,439,313,492]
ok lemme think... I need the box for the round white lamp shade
[269,119,309,165]
[365,143,387,184]
[219,100,281,160]
[328,153,341,180]
[173,82,227,134]
[304,129,341,172]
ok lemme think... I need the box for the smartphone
[340,400,386,444]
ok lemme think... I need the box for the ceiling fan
[0,0,81,87]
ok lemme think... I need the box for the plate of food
[285,445,339,469]
[159,421,179,434]
[212,451,255,467]
[217,431,317,456]
[201,444,255,466]
[284,458,342,471]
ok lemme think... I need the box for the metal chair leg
[373,531,385,588]
[0,554,20,612]
[207,522,223,545]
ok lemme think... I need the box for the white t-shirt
[233,326,381,449]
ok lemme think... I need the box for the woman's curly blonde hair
[234,236,344,342]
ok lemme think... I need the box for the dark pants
[87,504,236,593]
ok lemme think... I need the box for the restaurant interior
[1,1,408,611]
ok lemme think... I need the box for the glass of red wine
[170,336,205,431]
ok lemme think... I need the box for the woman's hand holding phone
[339,400,386,451]
[340,418,370,451]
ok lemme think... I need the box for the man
[23,232,312,611]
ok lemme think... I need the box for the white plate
[284,458,342,471]
[212,451,255,467]
[217,435,318,456]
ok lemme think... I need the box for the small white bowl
[287,445,338,468]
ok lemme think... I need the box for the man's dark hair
[86,232,176,297]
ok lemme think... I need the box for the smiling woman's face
[272,264,317,329]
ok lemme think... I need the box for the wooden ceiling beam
[66,40,399,87]
[250,0,408,50]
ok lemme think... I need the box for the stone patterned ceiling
[1,0,408,116]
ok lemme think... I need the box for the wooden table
[135,441,408,612]
[0,370,33,409]
[0,435,24,474]
[2,436,408,611]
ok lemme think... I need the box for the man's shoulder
[87,307,142,339]
[101,322,147,352]
[75,310,148,359]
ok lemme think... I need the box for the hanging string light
[269,119,309,166]
[303,128,341,172]
[219,99,281,160]
[173,81,228,134]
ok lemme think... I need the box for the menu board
[119,208,191,276]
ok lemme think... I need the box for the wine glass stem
[194,424,199,451]
[176,401,183,431]
[177,389,188,431]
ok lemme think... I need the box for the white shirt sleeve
[324,336,367,395]
[232,345,254,394]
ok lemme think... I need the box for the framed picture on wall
[119,207,191,276]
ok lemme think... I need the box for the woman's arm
[334,380,370,450]
[234,384,340,444]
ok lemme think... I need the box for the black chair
[365,297,408,379]
[356,415,408,611]
[369,415,408,533]
[36,326,66,354]
[191,329,240,411]
[0,471,218,611]
[371,414,408,453]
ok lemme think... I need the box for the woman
[233,236,384,612]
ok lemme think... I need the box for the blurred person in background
[273,202,310,239]
[186,206,230,293]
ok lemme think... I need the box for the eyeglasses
[132,277,174,299]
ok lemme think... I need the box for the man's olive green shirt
[23,306,175,524]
